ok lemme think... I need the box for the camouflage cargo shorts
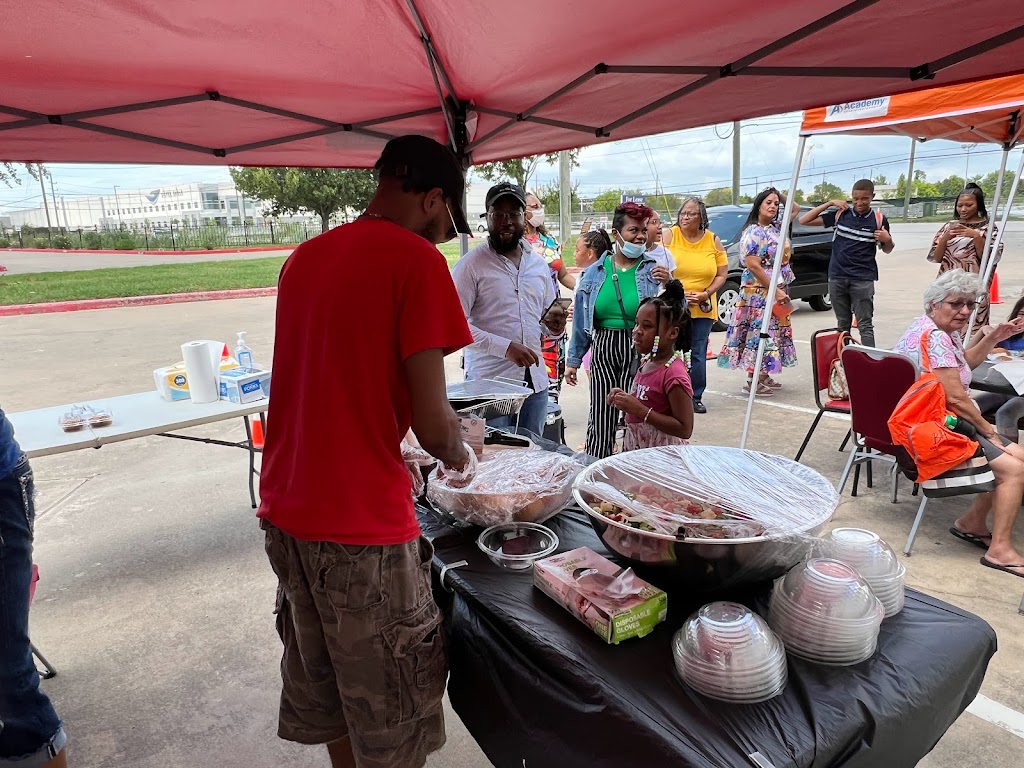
[263,522,447,768]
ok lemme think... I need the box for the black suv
[703,205,833,327]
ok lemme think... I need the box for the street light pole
[961,143,977,183]
[113,185,123,229]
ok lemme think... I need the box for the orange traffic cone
[990,271,1002,305]
[251,418,265,449]
[706,341,718,360]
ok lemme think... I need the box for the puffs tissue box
[534,547,667,644]
[220,367,271,404]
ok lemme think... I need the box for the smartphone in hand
[542,296,573,323]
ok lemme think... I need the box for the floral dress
[528,230,567,397]
[928,219,1002,327]
[718,223,797,374]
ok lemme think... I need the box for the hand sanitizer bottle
[236,331,254,370]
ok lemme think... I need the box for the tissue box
[219,367,271,404]
[154,364,191,401]
[534,547,667,644]
[154,357,240,402]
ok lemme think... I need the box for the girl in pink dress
[608,280,695,450]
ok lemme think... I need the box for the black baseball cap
[484,182,528,213]
[375,134,471,235]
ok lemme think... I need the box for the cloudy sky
[0,110,1012,216]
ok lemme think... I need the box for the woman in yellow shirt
[660,198,728,413]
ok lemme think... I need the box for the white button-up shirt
[451,239,556,393]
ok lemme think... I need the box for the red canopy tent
[739,75,1024,445]
[2,1,1024,168]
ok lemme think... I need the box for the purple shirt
[625,357,694,424]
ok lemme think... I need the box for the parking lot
[3,221,1024,766]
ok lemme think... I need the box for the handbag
[611,271,642,380]
[826,332,853,400]
[887,333,978,481]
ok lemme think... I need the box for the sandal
[949,526,992,550]
[742,381,774,397]
[762,376,782,390]
[980,556,1024,579]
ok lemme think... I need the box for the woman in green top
[567,203,662,457]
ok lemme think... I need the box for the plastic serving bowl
[477,522,559,570]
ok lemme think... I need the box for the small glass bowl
[477,522,559,570]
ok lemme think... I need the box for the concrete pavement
[4,222,1024,767]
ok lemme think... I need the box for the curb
[0,246,293,256]
[0,287,278,317]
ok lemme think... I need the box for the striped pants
[587,328,637,459]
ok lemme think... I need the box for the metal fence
[0,220,326,251]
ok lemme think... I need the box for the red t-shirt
[624,357,693,424]
[258,219,472,545]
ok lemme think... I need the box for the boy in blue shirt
[800,179,894,347]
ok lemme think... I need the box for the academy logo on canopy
[823,96,891,123]
[145,190,160,203]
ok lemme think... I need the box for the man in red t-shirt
[258,134,474,768]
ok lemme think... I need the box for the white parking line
[967,693,1024,740]
[704,389,849,421]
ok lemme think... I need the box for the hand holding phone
[542,297,572,334]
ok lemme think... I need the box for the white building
[5,181,262,230]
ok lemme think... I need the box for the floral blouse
[739,223,794,291]
[893,314,971,390]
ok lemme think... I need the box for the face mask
[527,208,545,227]
[617,234,646,260]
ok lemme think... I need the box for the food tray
[447,378,532,421]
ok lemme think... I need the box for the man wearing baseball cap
[452,182,568,436]
[258,134,474,768]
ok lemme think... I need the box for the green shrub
[83,232,103,249]
[31,237,50,248]
[0,237,11,248]
[52,234,73,249]
[111,233,138,250]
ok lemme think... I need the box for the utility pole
[113,185,123,229]
[903,138,917,222]
[37,165,53,246]
[558,150,571,246]
[48,173,61,233]
[731,121,741,205]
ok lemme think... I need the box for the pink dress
[623,356,693,451]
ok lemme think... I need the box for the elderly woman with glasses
[893,269,1024,579]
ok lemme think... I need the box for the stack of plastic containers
[817,528,906,617]
[769,559,884,666]
[673,601,788,703]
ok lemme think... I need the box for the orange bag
[887,333,977,481]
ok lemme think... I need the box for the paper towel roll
[182,341,220,404]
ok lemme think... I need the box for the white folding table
[10,392,269,508]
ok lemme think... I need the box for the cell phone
[579,218,593,234]
[542,296,573,322]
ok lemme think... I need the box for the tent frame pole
[967,147,1024,344]
[965,146,1011,344]
[740,135,807,449]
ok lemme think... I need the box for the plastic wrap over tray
[573,446,838,543]
[428,449,583,527]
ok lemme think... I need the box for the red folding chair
[836,345,919,502]
[794,328,852,461]
[30,564,57,679]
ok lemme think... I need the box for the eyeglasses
[487,209,525,222]
[944,299,978,312]
[679,212,700,219]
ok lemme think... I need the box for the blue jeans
[0,457,66,766]
[489,388,549,438]
[689,318,714,401]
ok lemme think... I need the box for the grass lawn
[0,257,288,306]
[0,240,573,306]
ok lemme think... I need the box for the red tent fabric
[2,1,1024,166]
[800,73,1024,147]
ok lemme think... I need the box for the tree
[979,170,1017,204]
[810,181,846,203]
[1,162,44,187]
[535,182,581,217]
[474,150,581,189]
[703,187,733,207]
[591,189,626,213]
[229,167,376,233]
[646,193,683,218]
[873,174,888,185]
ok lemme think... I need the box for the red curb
[0,246,292,256]
[0,287,278,317]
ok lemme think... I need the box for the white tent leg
[965,147,1010,344]
[740,135,807,448]
[973,147,1024,330]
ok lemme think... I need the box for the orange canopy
[800,74,1024,147]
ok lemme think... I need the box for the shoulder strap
[918,332,934,373]
[875,209,883,229]
[611,271,634,331]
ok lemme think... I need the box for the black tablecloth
[417,504,997,768]
[971,360,1015,395]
